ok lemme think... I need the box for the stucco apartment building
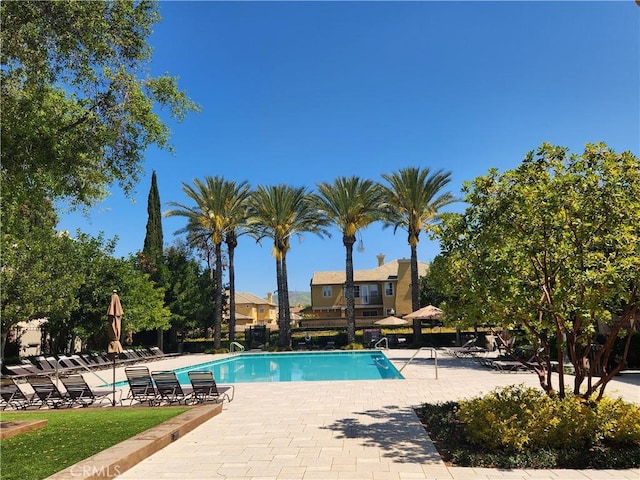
[230,291,278,331]
[309,254,428,326]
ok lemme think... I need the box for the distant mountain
[274,291,311,306]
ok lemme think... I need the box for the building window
[385,282,394,296]
[370,284,379,302]
[362,310,378,317]
[259,306,265,313]
[345,285,362,298]
[322,286,332,297]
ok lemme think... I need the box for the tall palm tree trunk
[344,234,356,343]
[281,253,292,347]
[275,255,286,347]
[227,246,236,344]
[226,233,238,344]
[214,241,223,349]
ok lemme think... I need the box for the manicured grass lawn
[0,407,189,480]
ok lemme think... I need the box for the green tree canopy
[162,243,215,337]
[1,0,199,209]
[429,143,640,399]
[0,0,196,359]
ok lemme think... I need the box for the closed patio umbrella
[107,290,123,406]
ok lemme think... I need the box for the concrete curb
[0,419,48,439]
[45,403,222,480]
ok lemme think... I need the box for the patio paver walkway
[92,349,639,480]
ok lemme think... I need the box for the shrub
[596,397,640,445]
[417,397,640,469]
[343,342,364,350]
[457,384,615,452]
[203,347,229,354]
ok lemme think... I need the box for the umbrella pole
[112,356,116,407]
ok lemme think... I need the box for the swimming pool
[173,351,404,383]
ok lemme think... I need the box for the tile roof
[234,292,277,306]
[311,259,428,285]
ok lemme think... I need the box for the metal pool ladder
[398,347,438,379]
[230,342,245,353]
[374,337,388,349]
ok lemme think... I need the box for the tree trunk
[213,241,223,350]
[281,252,291,348]
[227,235,237,344]
[344,234,356,344]
[275,255,286,348]
[0,329,8,362]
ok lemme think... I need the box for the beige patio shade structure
[374,316,409,326]
[106,290,124,359]
[403,304,443,320]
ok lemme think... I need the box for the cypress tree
[143,170,165,349]
[143,170,164,267]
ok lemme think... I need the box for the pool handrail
[374,337,388,350]
[398,347,438,379]
[230,341,245,353]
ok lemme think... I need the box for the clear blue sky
[58,1,639,298]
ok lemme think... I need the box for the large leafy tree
[314,176,384,343]
[116,257,172,341]
[2,229,170,357]
[381,167,456,312]
[429,143,640,400]
[1,0,198,209]
[1,229,84,358]
[56,232,170,353]
[166,177,251,349]
[162,243,214,340]
[1,1,196,357]
[248,185,329,348]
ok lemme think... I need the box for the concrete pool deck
[86,349,639,480]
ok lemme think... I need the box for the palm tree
[381,167,456,312]
[247,184,329,348]
[313,176,384,344]
[223,182,252,343]
[165,176,251,349]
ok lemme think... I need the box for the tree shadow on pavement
[321,405,443,464]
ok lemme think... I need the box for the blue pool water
[173,351,404,383]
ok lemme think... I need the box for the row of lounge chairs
[476,357,535,372]
[1,367,234,410]
[125,366,234,406]
[1,374,118,410]
[4,347,178,378]
[441,338,536,373]
[441,338,489,358]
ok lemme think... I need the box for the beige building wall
[394,259,413,316]
[233,292,278,327]
[308,255,429,324]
